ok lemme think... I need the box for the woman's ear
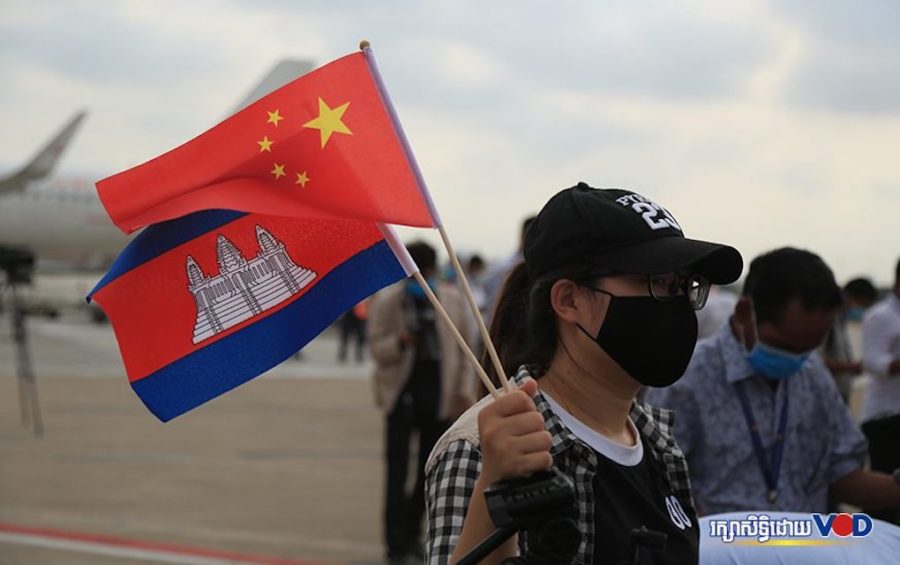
[549,279,582,323]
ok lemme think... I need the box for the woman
[424,183,743,564]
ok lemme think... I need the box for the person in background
[338,299,368,363]
[466,254,488,318]
[822,277,878,403]
[368,241,476,563]
[860,258,900,524]
[696,285,738,340]
[482,215,535,325]
[646,248,900,517]
[461,254,489,361]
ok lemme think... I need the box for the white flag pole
[378,223,500,399]
[363,40,512,392]
[413,271,499,400]
[437,228,512,392]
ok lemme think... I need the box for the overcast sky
[1,0,898,285]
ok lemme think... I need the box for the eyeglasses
[648,272,710,310]
[583,272,710,310]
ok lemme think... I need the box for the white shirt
[542,392,644,466]
[860,293,900,423]
[696,287,738,340]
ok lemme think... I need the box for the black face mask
[577,293,698,387]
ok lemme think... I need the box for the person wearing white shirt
[860,258,900,524]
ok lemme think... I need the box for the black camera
[458,468,581,565]
[0,246,35,284]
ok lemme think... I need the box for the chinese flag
[97,52,437,234]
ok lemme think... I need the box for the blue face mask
[746,342,810,380]
[845,307,865,322]
[406,277,437,299]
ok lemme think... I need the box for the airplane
[0,60,314,271]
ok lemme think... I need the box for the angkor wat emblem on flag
[185,225,317,344]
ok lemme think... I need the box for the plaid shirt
[424,366,695,564]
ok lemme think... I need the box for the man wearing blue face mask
[646,248,900,517]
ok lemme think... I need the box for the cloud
[2,0,899,283]
[783,44,900,114]
[232,0,775,101]
[0,5,212,87]
[0,1,329,92]
[492,8,772,100]
[773,0,900,113]
[779,0,900,49]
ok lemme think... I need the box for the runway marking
[0,522,318,564]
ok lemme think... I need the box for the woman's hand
[448,378,550,564]
[477,377,554,486]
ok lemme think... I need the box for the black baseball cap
[524,183,743,284]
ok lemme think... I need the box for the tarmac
[0,305,875,565]
[0,311,388,564]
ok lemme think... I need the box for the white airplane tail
[229,60,314,115]
[0,111,87,195]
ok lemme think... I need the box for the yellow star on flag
[266,109,284,126]
[303,97,353,148]
[295,171,310,188]
[271,163,286,179]
[257,136,273,152]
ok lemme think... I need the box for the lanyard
[734,380,789,503]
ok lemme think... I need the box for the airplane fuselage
[0,175,127,267]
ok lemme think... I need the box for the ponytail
[484,262,548,387]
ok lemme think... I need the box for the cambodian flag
[88,210,410,421]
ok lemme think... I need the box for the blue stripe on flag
[88,210,247,299]
[131,238,404,421]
